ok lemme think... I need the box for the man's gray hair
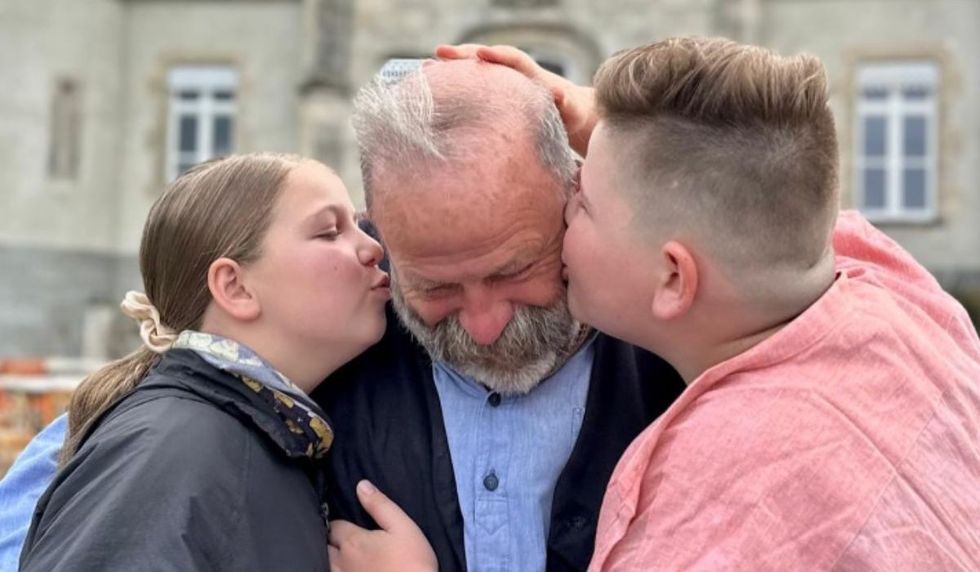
[352,65,578,208]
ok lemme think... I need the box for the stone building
[1,0,977,359]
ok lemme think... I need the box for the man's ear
[651,240,698,321]
[207,257,261,321]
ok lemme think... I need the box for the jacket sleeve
[20,396,326,571]
[0,414,66,571]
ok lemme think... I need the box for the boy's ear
[650,240,698,321]
[207,257,261,321]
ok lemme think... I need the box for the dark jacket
[312,304,685,571]
[20,350,330,572]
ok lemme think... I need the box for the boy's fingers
[478,45,538,75]
[435,43,485,60]
[355,479,416,533]
[552,87,566,106]
[437,44,555,86]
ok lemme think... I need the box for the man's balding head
[352,59,576,212]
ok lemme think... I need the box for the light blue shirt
[0,413,67,570]
[433,337,595,572]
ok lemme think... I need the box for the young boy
[437,38,980,570]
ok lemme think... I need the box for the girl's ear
[650,240,698,321]
[207,257,261,321]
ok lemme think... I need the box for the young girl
[19,153,403,570]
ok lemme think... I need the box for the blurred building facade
[2,0,978,361]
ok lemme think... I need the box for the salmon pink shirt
[590,211,980,571]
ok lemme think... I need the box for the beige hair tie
[120,291,178,353]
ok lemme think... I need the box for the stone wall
[0,245,139,357]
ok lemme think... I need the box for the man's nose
[457,289,514,346]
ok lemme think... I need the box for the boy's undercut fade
[594,36,839,271]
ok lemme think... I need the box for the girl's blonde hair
[60,152,304,464]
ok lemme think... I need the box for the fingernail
[357,479,377,496]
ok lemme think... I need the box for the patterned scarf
[171,331,334,459]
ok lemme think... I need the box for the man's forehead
[383,207,562,285]
[371,166,562,236]
[393,244,546,288]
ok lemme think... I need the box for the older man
[314,60,682,571]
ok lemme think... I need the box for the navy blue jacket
[22,350,331,571]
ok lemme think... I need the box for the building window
[48,78,81,180]
[166,66,239,180]
[855,61,939,223]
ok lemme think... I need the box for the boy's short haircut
[593,37,839,272]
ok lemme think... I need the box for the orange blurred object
[0,359,48,375]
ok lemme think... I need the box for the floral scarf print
[171,331,334,459]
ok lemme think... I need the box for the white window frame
[854,61,939,223]
[166,66,239,181]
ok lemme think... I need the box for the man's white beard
[390,273,580,395]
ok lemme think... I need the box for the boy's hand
[435,43,598,156]
[328,480,437,572]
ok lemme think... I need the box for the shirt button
[488,392,502,407]
[483,471,499,491]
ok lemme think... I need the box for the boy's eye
[317,229,339,240]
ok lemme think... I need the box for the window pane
[862,86,888,100]
[179,90,200,101]
[213,90,235,101]
[902,85,931,101]
[903,168,927,209]
[213,115,233,155]
[863,168,886,209]
[863,116,887,157]
[179,115,198,152]
[903,115,927,157]
[177,162,195,176]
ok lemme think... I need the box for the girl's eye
[317,230,339,240]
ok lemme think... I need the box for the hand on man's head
[435,43,597,155]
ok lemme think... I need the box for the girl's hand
[328,480,437,572]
